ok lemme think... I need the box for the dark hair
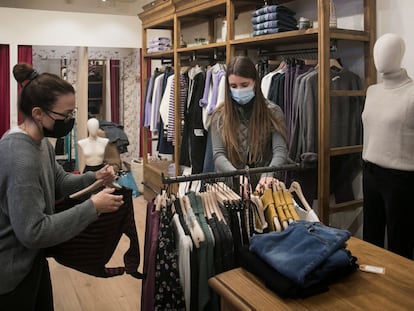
[13,63,75,117]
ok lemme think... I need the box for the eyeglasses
[44,108,77,123]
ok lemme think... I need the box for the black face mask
[43,118,75,138]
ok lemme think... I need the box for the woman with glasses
[0,62,124,310]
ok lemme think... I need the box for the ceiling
[0,0,151,16]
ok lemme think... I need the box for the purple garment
[141,201,160,311]
[199,68,212,107]
[208,69,226,115]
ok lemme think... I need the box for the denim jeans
[249,221,351,286]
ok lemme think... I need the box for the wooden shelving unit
[138,0,376,222]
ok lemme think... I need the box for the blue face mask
[230,86,255,105]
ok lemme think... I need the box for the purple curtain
[110,59,120,124]
[18,45,33,123]
[0,45,10,137]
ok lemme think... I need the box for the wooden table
[208,237,414,310]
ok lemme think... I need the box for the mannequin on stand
[362,33,414,259]
[78,118,109,173]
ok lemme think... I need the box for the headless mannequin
[78,118,109,172]
[361,33,414,259]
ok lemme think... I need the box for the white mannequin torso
[77,118,109,168]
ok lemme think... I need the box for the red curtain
[110,59,120,124]
[17,45,33,123]
[0,45,10,137]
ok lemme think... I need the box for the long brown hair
[214,56,287,166]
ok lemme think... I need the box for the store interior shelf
[330,145,363,156]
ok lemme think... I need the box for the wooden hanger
[199,193,212,219]
[288,181,312,212]
[272,183,289,230]
[182,195,205,248]
[69,179,122,199]
[330,58,343,70]
[278,181,300,221]
[207,190,225,223]
[261,187,282,232]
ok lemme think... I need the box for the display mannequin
[361,33,414,259]
[78,118,109,172]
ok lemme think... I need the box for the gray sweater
[211,100,288,183]
[0,129,99,294]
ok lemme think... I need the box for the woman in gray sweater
[0,63,124,309]
[210,56,288,195]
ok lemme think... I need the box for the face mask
[230,86,255,105]
[43,118,75,138]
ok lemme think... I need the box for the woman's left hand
[255,176,278,193]
[95,164,116,186]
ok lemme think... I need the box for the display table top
[208,237,414,311]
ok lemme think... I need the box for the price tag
[359,264,386,274]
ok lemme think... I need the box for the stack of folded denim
[147,37,172,53]
[251,5,298,36]
[240,221,358,298]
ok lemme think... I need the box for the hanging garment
[141,200,160,311]
[154,204,186,310]
[46,187,143,279]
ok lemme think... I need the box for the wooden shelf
[330,90,366,97]
[143,50,174,59]
[330,145,363,156]
[330,199,364,214]
[139,0,376,225]
[177,42,226,53]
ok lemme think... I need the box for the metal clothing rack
[161,163,301,185]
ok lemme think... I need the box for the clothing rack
[161,163,300,185]
[257,40,338,59]
[181,49,226,64]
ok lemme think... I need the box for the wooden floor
[48,195,148,311]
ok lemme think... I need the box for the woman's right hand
[90,187,124,214]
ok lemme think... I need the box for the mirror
[88,60,106,120]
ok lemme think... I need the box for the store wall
[1,1,414,161]
[0,7,142,159]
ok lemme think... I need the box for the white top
[77,118,109,167]
[362,69,414,171]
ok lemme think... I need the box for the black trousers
[0,252,54,311]
[362,161,414,259]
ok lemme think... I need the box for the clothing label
[194,129,204,137]
[359,264,385,274]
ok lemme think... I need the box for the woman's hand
[91,187,124,214]
[255,176,279,193]
[95,164,116,186]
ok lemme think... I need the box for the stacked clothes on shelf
[147,36,172,53]
[251,4,298,36]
